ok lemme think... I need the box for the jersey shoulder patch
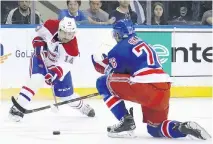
[128,36,141,45]
[44,19,60,35]
[62,37,79,56]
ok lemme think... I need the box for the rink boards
[0,87,212,100]
[0,25,212,99]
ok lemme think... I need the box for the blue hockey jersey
[107,34,171,83]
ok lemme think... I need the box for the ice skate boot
[9,106,24,122]
[79,103,95,117]
[107,107,136,138]
[173,121,211,140]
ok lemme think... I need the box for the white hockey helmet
[58,17,77,43]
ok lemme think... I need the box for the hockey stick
[11,93,99,114]
[40,48,59,110]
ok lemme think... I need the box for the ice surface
[0,98,212,144]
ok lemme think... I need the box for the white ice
[0,98,212,144]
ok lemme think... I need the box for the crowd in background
[1,0,212,26]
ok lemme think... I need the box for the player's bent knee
[147,124,162,138]
[96,75,111,97]
[96,75,107,92]
[25,74,45,93]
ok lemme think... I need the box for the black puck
[53,131,60,135]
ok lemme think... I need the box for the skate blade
[8,114,22,122]
[108,130,136,138]
[189,122,211,140]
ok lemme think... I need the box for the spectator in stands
[58,0,87,23]
[151,2,167,25]
[171,6,189,24]
[167,1,192,22]
[1,1,18,24]
[109,0,138,24]
[201,9,212,25]
[130,0,146,24]
[101,1,119,15]
[84,0,115,25]
[191,1,201,21]
[5,0,42,24]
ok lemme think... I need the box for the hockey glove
[91,53,109,74]
[32,36,48,58]
[45,66,63,85]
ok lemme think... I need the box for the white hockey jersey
[34,19,79,79]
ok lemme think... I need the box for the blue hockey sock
[147,120,187,138]
[104,96,128,120]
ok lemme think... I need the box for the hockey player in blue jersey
[91,19,211,140]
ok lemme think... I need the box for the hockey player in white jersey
[9,17,95,122]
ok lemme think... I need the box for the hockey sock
[16,74,44,108]
[104,96,128,120]
[17,86,35,108]
[147,120,186,138]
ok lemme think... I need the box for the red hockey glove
[45,66,63,85]
[91,54,109,74]
[32,36,48,58]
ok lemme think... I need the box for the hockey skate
[79,103,95,117]
[9,106,24,122]
[107,107,136,138]
[173,121,211,140]
[60,94,95,117]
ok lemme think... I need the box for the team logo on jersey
[0,43,12,64]
[128,36,140,45]
[151,44,169,64]
[109,57,117,68]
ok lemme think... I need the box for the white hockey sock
[60,93,83,109]
[16,74,44,108]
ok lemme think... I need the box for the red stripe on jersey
[106,96,120,109]
[62,37,79,56]
[161,120,172,138]
[22,86,35,95]
[133,42,154,65]
[136,69,165,76]
[134,43,143,52]
[145,45,154,65]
